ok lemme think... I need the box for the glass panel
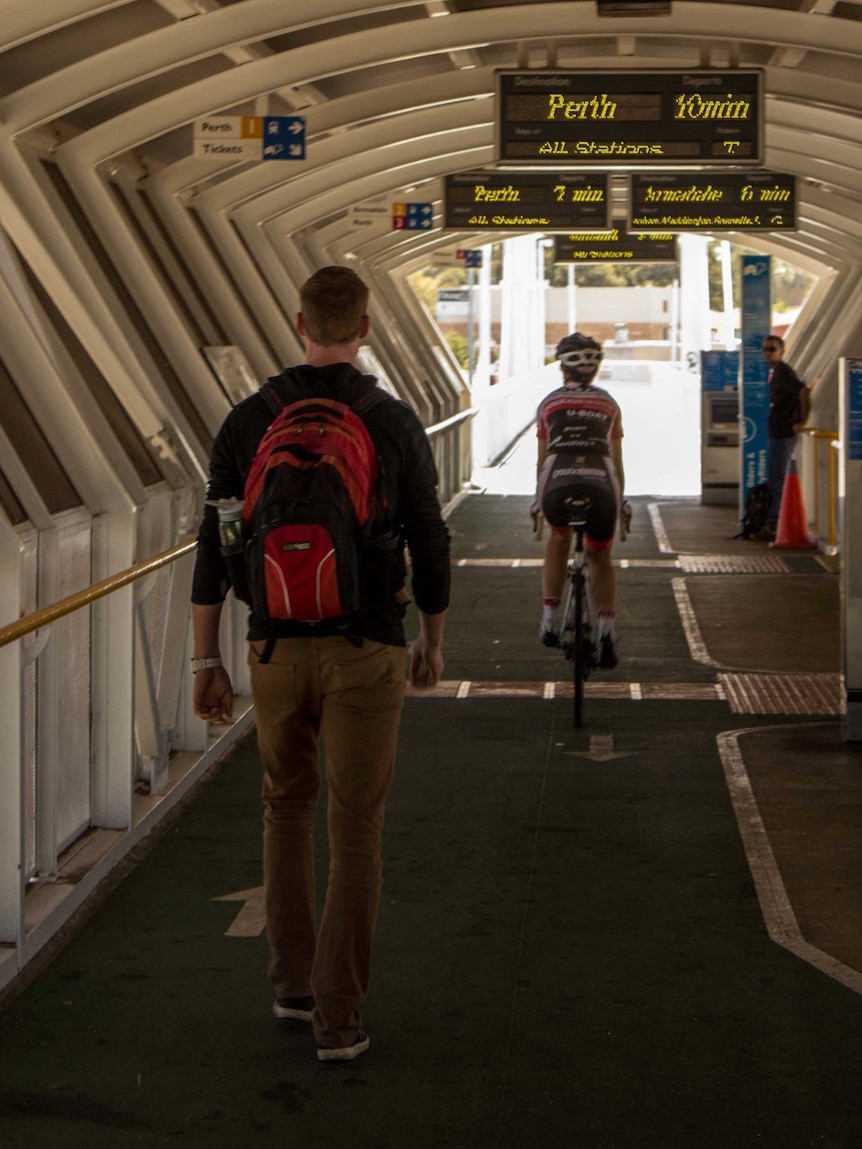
[187,207,283,366]
[134,186,231,346]
[21,261,164,488]
[40,160,213,453]
[0,355,81,514]
[53,524,92,851]
[108,181,208,348]
[0,465,27,525]
[202,345,258,404]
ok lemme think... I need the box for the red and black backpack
[241,385,388,625]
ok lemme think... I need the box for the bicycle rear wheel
[573,573,585,728]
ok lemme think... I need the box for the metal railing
[426,406,477,505]
[804,427,840,551]
[1,402,476,652]
[0,530,261,998]
[0,540,197,650]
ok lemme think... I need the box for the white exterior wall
[440,284,676,327]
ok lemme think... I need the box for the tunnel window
[0,355,82,514]
[0,465,27,526]
[109,181,235,354]
[20,262,164,488]
[135,188,231,346]
[39,160,213,454]
[707,242,819,334]
[185,206,283,368]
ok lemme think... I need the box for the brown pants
[249,635,406,1049]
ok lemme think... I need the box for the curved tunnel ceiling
[3,0,862,309]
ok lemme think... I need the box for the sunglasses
[762,345,780,352]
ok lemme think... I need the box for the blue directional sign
[262,116,306,161]
[740,254,771,502]
[406,202,433,229]
[392,202,433,229]
[848,359,862,461]
[463,249,483,268]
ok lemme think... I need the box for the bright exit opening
[408,238,818,498]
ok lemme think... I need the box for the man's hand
[193,667,234,723]
[410,609,445,688]
[410,637,443,688]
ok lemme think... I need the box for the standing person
[759,335,811,540]
[190,266,450,1063]
[533,333,627,668]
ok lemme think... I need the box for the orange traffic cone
[772,457,815,549]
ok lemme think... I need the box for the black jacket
[192,362,450,646]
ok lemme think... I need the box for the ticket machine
[700,351,740,505]
[701,392,740,504]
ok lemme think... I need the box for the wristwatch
[190,657,222,673]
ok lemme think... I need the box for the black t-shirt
[768,360,805,439]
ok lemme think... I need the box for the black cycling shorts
[537,452,621,551]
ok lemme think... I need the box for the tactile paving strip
[405,677,842,716]
[678,553,791,575]
[718,672,843,715]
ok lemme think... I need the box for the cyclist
[532,332,627,668]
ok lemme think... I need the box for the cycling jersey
[536,383,623,550]
[537,383,622,456]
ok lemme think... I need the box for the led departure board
[443,172,609,231]
[554,225,677,264]
[496,70,763,167]
[629,172,797,231]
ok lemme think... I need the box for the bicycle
[536,496,630,729]
[557,497,595,729]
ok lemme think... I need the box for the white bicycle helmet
[555,332,603,382]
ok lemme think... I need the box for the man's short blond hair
[299,266,369,346]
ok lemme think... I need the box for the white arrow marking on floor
[213,886,266,937]
[570,734,632,762]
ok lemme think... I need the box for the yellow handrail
[0,540,197,651]
[804,427,839,549]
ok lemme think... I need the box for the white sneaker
[317,1032,370,1062]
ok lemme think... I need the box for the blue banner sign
[740,255,771,502]
[848,359,862,462]
[701,350,739,392]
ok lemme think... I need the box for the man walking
[759,335,810,540]
[190,266,450,1062]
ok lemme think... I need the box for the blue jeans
[767,435,797,528]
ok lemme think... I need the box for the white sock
[542,599,560,629]
[597,609,616,638]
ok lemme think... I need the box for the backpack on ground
[240,386,388,624]
[733,481,770,539]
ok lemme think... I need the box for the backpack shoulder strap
[260,381,287,417]
[349,388,392,527]
[350,388,387,420]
